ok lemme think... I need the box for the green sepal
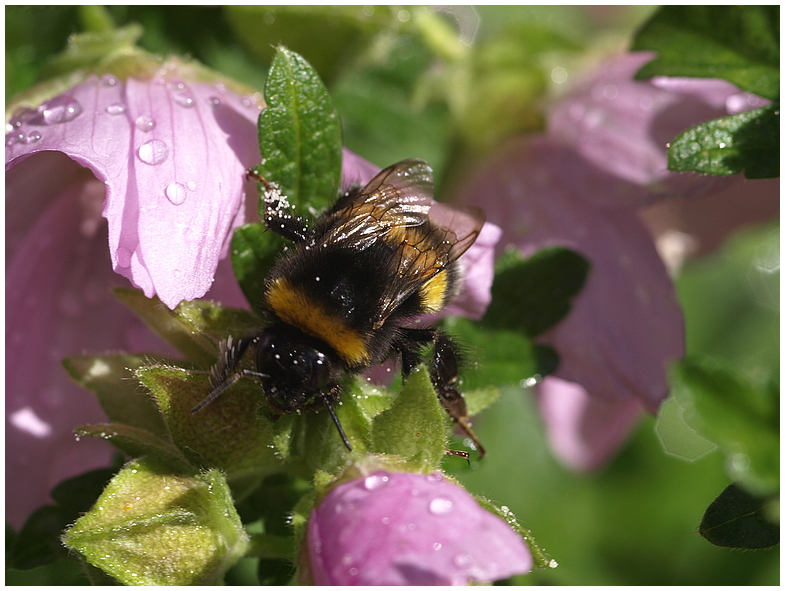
[667,104,779,179]
[370,366,449,471]
[699,483,779,549]
[62,457,249,586]
[135,364,280,478]
[62,353,170,440]
[670,356,779,496]
[254,45,343,214]
[113,288,260,368]
[632,6,780,101]
[74,423,190,469]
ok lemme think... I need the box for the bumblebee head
[255,328,334,412]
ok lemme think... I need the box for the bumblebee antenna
[320,394,352,451]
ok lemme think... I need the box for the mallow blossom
[307,470,532,585]
[5,68,498,528]
[454,52,773,471]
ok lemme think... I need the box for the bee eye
[308,351,330,389]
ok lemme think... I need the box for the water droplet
[165,182,187,205]
[25,131,42,144]
[174,91,195,108]
[102,75,118,87]
[363,473,390,491]
[519,374,541,388]
[207,96,221,107]
[105,103,126,115]
[5,131,24,147]
[433,542,442,551]
[341,553,353,565]
[135,115,155,132]
[429,496,454,515]
[453,553,474,567]
[138,139,169,165]
[348,567,358,577]
[426,473,444,484]
[41,96,83,124]
[380,516,390,525]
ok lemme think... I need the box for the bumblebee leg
[247,169,310,243]
[191,335,263,413]
[398,328,486,458]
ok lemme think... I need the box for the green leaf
[63,353,170,440]
[632,6,780,100]
[62,458,248,585]
[255,46,343,214]
[670,356,779,495]
[482,246,590,337]
[667,104,779,179]
[7,469,116,570]
[370,366,449,470]
[231,222,286,315]
[699,483,779,549]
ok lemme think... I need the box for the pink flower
[455,52,770,471]
[5,69,497,528]
[307,470,532,585]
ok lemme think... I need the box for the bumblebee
[192,159,486,456]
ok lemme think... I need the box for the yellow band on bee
[419,271,449,313]
[266,277,371,366]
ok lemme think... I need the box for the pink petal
[308,471,532,585]
[456,136,685,414]
[548,52,739,206]
[5,153,177,529]
[7,73,263,309]
[534,377,646,471]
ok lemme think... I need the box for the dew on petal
[5,131,24,147]
[165,182,187,205]
[101,75,118,87]
[174,91,195,108]
[426,473,444,484]
[207,96,221,107]
[24,131,42,144]
[363,473,390,491]
[105,103,127,115]
[138,139,169,165]
[41,96,83,125]
[134,115,156,132]
[428,496,454,515]
[453,553,474,567]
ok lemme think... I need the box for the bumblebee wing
[375,199,485,325]
[320,159,485,327]
[320,159,435,248]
